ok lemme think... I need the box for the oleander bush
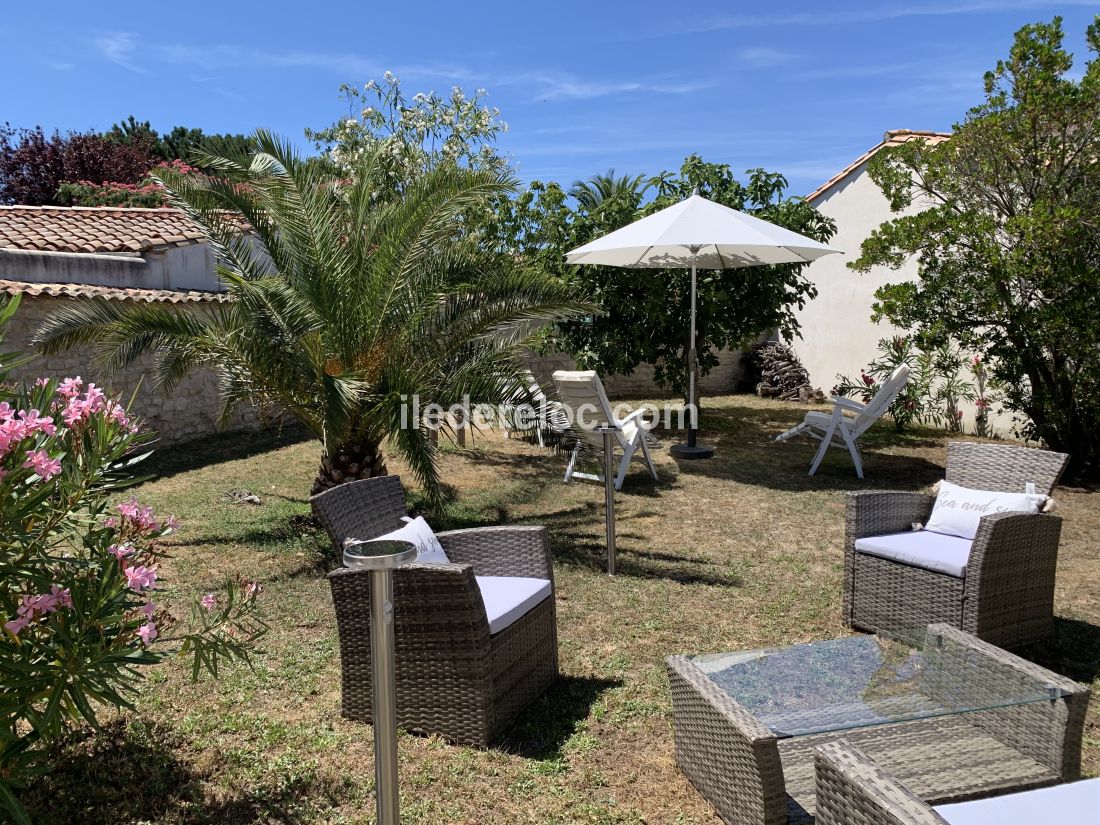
[0,296,266,824]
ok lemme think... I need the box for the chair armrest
[830,396,867,414]
[966,510,1062,579]
[436,525,554,581]
[844,491,934,625]
[617,408,653,430]
[845,491,935,542]
[814,741,947,825]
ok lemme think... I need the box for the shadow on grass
[656,399,946,493]
[1031,617,1100,684]
[22,720,346,825]
[497,675,622,760]
[140,423,315,482]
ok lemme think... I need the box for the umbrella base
[670,443,716,460]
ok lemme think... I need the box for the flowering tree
[55,160,198,208]
[0,296,266,824]
[306,72,509,194]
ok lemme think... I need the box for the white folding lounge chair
[552,370,658,491]
[774,364,911,478]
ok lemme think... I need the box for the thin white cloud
[505,71,713,101]
[43,59,75,71]
[738,47,795,68]
[641,0,1099,38]
[91,31,150,75]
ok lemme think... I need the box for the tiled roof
[0,279,230,304]
[805,129,952,203]
[0,206,221,255]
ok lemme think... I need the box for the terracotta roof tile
[0,279,230,304]
[0,206,248,255]
[805,129,952,203]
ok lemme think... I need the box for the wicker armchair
[815,740,1099,825]
[312,476,559,748]
[844,442,1069,649]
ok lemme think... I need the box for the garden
[15,401,1099,824]
[2,15,1099,825]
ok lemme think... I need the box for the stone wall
[525,348,745,399]
[4,294,257,445]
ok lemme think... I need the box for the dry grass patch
[22,395,1100,824]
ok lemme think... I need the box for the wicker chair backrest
[945,442,1069,495]
[310,475,409,551]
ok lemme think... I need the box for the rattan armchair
[844,442,1069,649]
[312,475,558,748]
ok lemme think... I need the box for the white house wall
[787,164,910,396]
[790,163,1016,438]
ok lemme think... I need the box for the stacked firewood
[741,341,825,402]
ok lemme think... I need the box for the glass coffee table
[665,625,1088,825]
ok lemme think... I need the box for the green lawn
[23,395,1100,824]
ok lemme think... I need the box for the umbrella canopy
[565,191,840,459]
[565,192,837,269]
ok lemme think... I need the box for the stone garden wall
[3,294,257,445]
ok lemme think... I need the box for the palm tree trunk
[312,438,388,495]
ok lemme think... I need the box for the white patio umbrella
[566,190,840,459]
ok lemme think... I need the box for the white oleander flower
[384,70,396,83]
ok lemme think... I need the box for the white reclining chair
[551,370,658,491]
[775,364,910,478]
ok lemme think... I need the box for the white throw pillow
[369,516,449,564]
[924,480,1043,540]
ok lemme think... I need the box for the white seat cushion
[854,530,973,578]
[475,576,552,635]
[935,777,1100,825]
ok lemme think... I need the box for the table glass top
[689,631,1062,738]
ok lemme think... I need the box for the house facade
[785,130,1012,436]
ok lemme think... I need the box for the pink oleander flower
[84,384,106,413]
[136,621,158,646]
[124,564,158,592]
[50,585,72,608]
[23,449,62,481]
[163,515,180,531]
[142,601,156,618]
[4,616,29,636]
[19,409,56,436]
[57,376,83,399]
[34,377,49,387]
[104,516,117,528]
[245,580,262,598]
[200,593,217,611]
[108,543,134,560]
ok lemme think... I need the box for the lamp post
[595,425,618,575]
[343,538,418,825]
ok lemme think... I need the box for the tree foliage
[306,72,509,195]
[34,132,590,505]
[569,169,651,211]
[494,154,835,395]
[105,115,252,162]
[852,16,1100,478]
[0,125,155,205]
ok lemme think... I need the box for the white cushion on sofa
[925,480,1042,540]
[370,516,449,565]
[935,777,1100,825]
[854,530,973,578]
[475,576,552,635]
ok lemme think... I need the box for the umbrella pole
[688,256,697,446]
[670,248,715,460]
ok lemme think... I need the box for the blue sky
[2,1,1096,197]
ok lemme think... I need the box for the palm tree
[35,132,589,505]
[568,169,650,211]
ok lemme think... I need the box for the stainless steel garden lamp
[342,538,418,825]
